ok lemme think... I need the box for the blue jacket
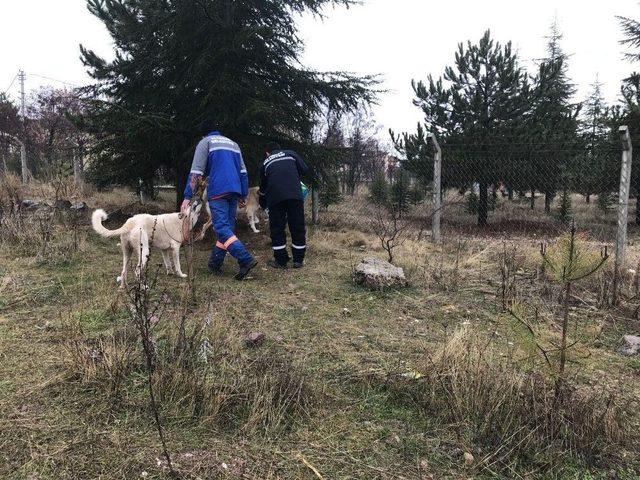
[184,131,249,200]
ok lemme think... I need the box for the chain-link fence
[313,133,635,246]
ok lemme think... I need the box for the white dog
[92,200,203,286]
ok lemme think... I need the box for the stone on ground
[353,257,407,290]
[618,335,640,356]
[245,332,266,347]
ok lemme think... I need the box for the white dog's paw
[116,275,123,284]
[178,273,188,278]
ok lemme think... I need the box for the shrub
[369,174,389,206]
[597,191,613,214]
[389,170,412,214]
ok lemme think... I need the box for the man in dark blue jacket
[259,142,309,269]
[182,122,258,280]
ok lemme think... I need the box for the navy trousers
[268,199,306,265]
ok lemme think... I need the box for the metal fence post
[613,125,633,305]
[429,133,442,243]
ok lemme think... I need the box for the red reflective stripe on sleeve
[223,235,239,249]
[216,241,226,250]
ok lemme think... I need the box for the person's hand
[180,199,191,215]
[239,198,247,209]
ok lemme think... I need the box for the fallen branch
[297,453,324,480]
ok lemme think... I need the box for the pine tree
[397,31,531,226]
[319,173,342,210]
[575,77,612,204]
[389,169,412,215]
[556,188,572,224]
[80,0,377,204]
[529,21,581,215]
[617,10,640,224]
[369,173,389,206]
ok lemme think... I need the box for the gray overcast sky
[2,0,640,140]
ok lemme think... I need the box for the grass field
[0,184,639,479]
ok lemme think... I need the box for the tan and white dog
[92,200,203,286]
[199,186,264,238]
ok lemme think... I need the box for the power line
[3,72,18,94]
[29,73,79,88]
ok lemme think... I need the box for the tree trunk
[478,182,488,226]
[636,197,640,226]
[530,187,535,210]
[544,191,553,214]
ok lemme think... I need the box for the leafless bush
[373,205,411,264]
[391,328,628,473]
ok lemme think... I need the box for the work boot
[235,259,259,281]
[293,261,304,269]
[267,259,288,269]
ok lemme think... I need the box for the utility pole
[18,70,26,119]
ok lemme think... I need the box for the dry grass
[386,327,629,475]
[61,297,312,438]
[1,184,639,479]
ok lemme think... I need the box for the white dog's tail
[91,209,133,238]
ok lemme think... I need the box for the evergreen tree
[575,77,612,204]
[617,10,640,223]
[397,30,531,226]
[556,188,572,224]
[529,21,581,215]
[319,173,342,210]
[369,173,389,206]
[80,0,377,203]
[389,169,412,215]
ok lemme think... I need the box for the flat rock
[70,202,88,211]
[353,257,407,290]
[618,335,640,356]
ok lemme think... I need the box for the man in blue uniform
[182,122,258,280]
[259,142,309,269]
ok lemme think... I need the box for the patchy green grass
[0,217,638,479]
